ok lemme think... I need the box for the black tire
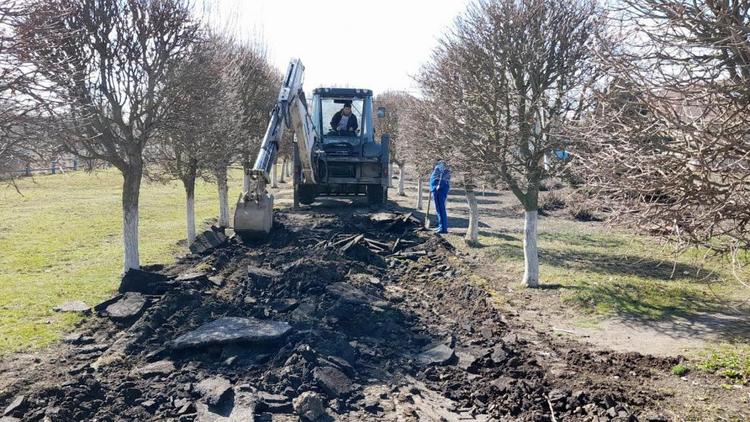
[367,184,385,206]
[298,184,317,205]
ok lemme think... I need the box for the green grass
[671,363,689,376]
[698,345,750,384]
[0,168,240,354]
[462,220,749,320]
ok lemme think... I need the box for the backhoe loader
[234,58,390,240]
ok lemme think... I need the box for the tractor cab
[312,88,375,156]
[298,87,388,205]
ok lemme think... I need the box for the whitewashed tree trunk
[122,169,141,271]
[465,186,479,243]
[216,168,230,227]
[388,162,394,187]
[279,159,286,183]
[286,159,292,177]
[186,190,196,245]
[397,163,405,196]
[523,210,539,287]
[416,176,424,210]
[271,163,278,188]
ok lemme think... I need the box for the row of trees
[2,0,279,270]
[382,0,750,287]
[5,0,747,283]
[582,0,750,253]
[378,0,602,287]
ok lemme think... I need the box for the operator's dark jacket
[330,110,359,131]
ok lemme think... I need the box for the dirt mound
[0,211,669,421]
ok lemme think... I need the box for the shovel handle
[424,189,432,229]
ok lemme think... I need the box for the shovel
[424,189,432,229]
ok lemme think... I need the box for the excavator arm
[234,58,319,240]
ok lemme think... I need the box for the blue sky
[202,0,470,95]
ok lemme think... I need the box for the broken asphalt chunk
[2,396,26,417]
[292,391,325,421]
[207,275,224,287]
[62,333,95,345]
[313,366,353,398]
[196,391,256,421]
[247,266,281,289]
[189,228,227,255]
[256,391,292,413]
[118,268,169,294]
[52,300,91,314]
[175,270,208,282]
[131,360,175,378]
[326,282,373,305]
[170,317,291,349]
[417,344,455,366]
[455,351,481,373]
[268,298,299,313]
[103,292,147,321]
[194,376,232,407]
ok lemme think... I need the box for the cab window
[321,98,363,134]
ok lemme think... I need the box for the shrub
[539,190,566,211]
[671,363,689,376]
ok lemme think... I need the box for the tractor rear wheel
[367,184,385,206]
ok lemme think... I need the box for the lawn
[472,222,750,319]
[0,168,241,354]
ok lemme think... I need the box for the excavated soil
[0,210,677,421]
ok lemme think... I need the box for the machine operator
[330,101,359,132]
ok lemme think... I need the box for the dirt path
[0,207,685,421]
[0,192,747,420]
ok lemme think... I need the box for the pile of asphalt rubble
[1,210,668,421]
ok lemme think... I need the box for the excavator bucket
[233,192,274,241]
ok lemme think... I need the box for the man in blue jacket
[429,159,451,234]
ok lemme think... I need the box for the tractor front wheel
[298,184,317,205]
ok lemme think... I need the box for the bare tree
[17,0,198,270]
[203,37,245,229]
[374,91,414,197]
[149,33,232,245]
[418,0,603,286]
[235,45,280,193]
[0,1,43,182]
[400,97,442,211]
[582,0,750,253]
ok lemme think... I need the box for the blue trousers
[432,188,449,233]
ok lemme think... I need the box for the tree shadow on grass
[445,188,501,198]
[541,247,719,283]
[569,281,750,341]
[538,232,628,249]
[478,230,519,242]
[536,283,584,291]
[460,225,714,284]
[447,204,521,220]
